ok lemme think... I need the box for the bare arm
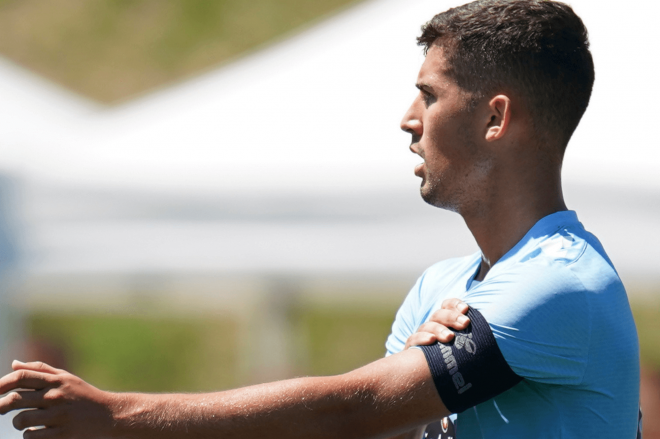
[386,427,425,439]
[384,298,471,439]
[0,349,448,439]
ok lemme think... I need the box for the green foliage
[26,303,399,392]
[27,314,239,392]
[27,298,657,394]
[0,0,362,102]
[632,300,660,370]
[294,306,396,376]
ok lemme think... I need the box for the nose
[400,101,422,137]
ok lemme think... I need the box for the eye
[421,90,436,106]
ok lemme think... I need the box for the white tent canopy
[0,3,658,434]
[0,0,657,281]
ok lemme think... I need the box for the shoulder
[401,253,480,317]
[424,255,479,277]
[464,264,592,383]
[466,263,589,328]
[386,254,480,356]
[462,236,621,384]
[419,254,480,290]
[517,215,621,287]
[460,213,630,384]
[469,217,623,324]
[413,254,480,309]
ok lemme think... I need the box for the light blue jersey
[386,211,640,438]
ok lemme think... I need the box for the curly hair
[419,0,594,150]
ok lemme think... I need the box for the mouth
[414,161,425,177]
[409,141,425,177]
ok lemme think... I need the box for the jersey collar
[487,210,581,270]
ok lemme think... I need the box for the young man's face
[400,44,489,212]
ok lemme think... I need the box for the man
[0,1,641,438]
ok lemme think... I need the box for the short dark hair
[418,0,594,150]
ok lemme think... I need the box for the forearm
[386,426,426,439]
[111,351,445,439]
[111,377,353,439]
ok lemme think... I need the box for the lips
[409,139,422,154]
[414,162,425,177]
[410,142,425,177]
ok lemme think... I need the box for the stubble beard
[420,154,494,216]
[419,172,461,213]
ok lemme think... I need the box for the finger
[12,361,62,375]
[24,427,62,439]
[430,308,470,330]
[417,322,455,343]
[0,390,50,415]
[0,370,55,395]
[405,332,437,349]
[441,298,469,314]
[13,408,60,430]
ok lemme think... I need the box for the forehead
[416,44,455,88]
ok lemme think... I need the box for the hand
[0,360,118,439]
[404,298,470,349]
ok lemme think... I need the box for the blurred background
[0,0,658,436]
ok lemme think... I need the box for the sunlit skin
[402,46,489,213]
[0,40,570,439]
[401,42,567,281]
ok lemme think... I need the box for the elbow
[321,370,419,439]
[301,350,447,438]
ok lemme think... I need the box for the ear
[485,95,511,142]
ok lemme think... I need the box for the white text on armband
[419,308,522,413]
[440,344,473,394]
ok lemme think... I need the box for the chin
[420,183,459,212]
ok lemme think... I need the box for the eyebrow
[416,83,435,93]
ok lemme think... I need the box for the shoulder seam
[565,230,589,267]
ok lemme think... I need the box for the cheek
[423,150,452,181]
[423,116,446,145]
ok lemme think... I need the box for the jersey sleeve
[419,307,523,413]
[463,266,590,385]
[385,273,425,356]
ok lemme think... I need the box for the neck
[462,164,567,281]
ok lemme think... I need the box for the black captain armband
[419,307,522,414]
